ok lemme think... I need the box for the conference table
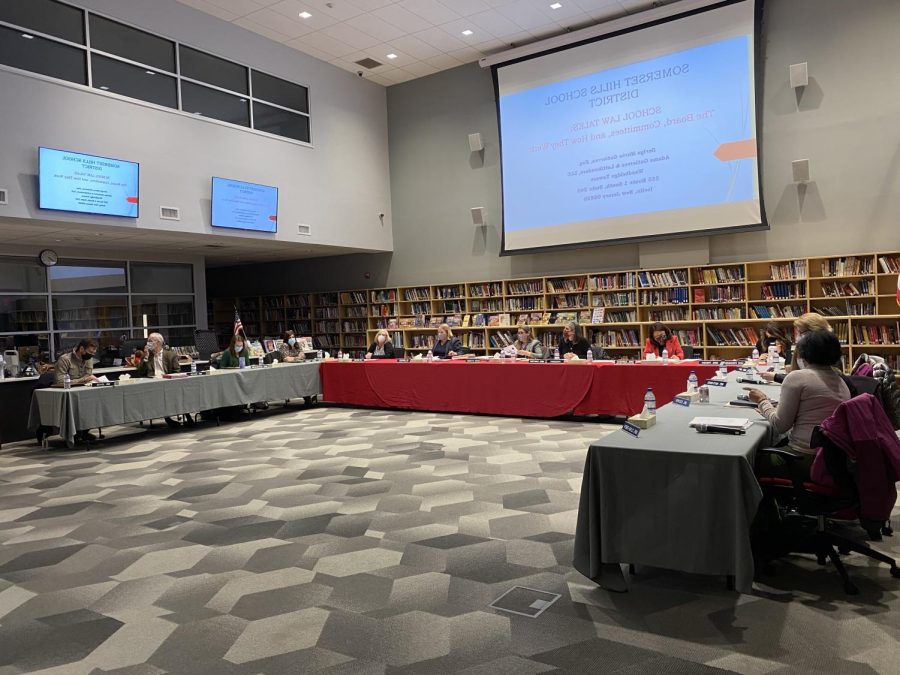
[573,368,776,593]
[319,359,722,418]
[28,362,322,447]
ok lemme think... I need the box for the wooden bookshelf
[206,250,900,370]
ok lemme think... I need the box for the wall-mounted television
[211,177,278,233]
[39,147,139,218]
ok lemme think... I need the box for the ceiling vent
[159,205,180,220]
[0,188,8,205]
[355,58,383,70]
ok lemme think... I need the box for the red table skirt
[320,360,721,418]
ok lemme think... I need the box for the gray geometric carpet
[0,405,898,674]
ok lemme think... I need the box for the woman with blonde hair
[365,328,397,359]
[513,325,544,359]
[431,323,462,359]
[761,313,833,382]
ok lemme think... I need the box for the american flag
[233,310,244,336]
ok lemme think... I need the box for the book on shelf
[821,280,872,297]
[498,313,511,326]
[398,317,417,328]
[428,315,444,327]
[637,269,688,287]
[640,288,689,304]
[403,288,430,301]
[591,272,637,290]
[852,322,900,345]
[547,277,587,292]
[820,256,873,277]
[446,314,462,327]
[473,314,486,326]
[750,304,806,319]
[591,307,606,324]
[605,310,636,323]
[692,307,744,320]
[705,326,759,347]
[462,314,471,327]
[876,255,900,274]
[695,266,744,284]
[646,308,690,322]
[769,260,807,280]
[592,291,635,307]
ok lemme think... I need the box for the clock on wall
[39,249,58,267]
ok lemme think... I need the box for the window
[89,14,175,72]
[0,0,85,44]
[52,296,129,330]
[131,263,193,293]
[253,102,311,144]
[91,54,177,108]
[182,81,250,127]
[179,45,247,94]
[0,256,48,293]
[0,297,48,333]
[132,296,195,327]
[252,70,309,114]
[49,263,127,294]
[0,24,86,84]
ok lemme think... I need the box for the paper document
[688,417,752,431]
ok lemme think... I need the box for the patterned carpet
[0,405,898,674]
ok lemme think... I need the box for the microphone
[696,423,746,435]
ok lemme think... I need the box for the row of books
[693,307,745,320]
[342,335,367,347]
[285,310,310,321]
[605,310,638,323]
[435,286,463,299]
[749,304,807,319]
[370,303,397,317]
[759,282,805,300]
[403,288,430,301]
[813,303,877,316]
[343,306,368,318]
[820,280,873,297]
[706,326,760,347]
[507,281,544,295]
[673,329,702,346]
[437,301,465,313]
[340,291,367,305]
[877,255,900,274]
[314,307,340,318]
[549,294,587,309]
[312,335,338,349]
[694,286,745,303]
[317,293,339,306]
[590,328,642,347]
[469,282,502,297]
[638,269,689,288]
[285,295,310,308]
[547,277,587,292]
[262,296,284,308]
[769,260,807,280]
[314,321,339,332]
[341,321,367,333]
[694,266,744,284]
[507,297,544,310]
[591,292,635,307]
[470,299,503,312]
[591,272,637,290]
[821,256,873,277]
[640,288,690,305]
[850,322,900,346]
[370,290,396,303]
[646,309,690,322]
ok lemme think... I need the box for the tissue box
[627,413,656,429]
[677,390,700,402]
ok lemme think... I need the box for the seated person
[558,321,590,360]
[218,334,248,368]
[430,323,462,359]
[513,325,544,359]
[278,330,305,362]
[755,321,793,364]
[54,338,99,386]
[745,330,852,478]
[135,332,179,378]
[643,322,684,360]
[366,329,397,359]
[760,313,831,383]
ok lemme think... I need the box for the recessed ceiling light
[21,33,34,39]
[145,70,155,75]
[461,29,474,36]
[299,11,312,18]
[386,53,397,59]
[550,2,562,9]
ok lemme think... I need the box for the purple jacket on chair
[813,394,900,522]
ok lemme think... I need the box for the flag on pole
[233,310,244,336]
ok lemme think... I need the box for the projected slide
[211,177,278,233]
[496,0,761,252]
[39,148,139,218]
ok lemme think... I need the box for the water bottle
[317,349,323,360]
[768,345,777,364]
[688,370,698,393]
[426,349,434,362]
[751,347,759,362]
[718,360,727,378]
[0,354,5,380]
[553,346,560,360]
[64,373,71,390]
[586,348,593,363]
[661,348,669,363]
[644,387,657,415]
[190,361,197,375]
[239,356,246,369]
[337,350,343,360]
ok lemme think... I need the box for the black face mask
[80,352,93,362]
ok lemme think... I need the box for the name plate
[622,421,641,437]
[673,395,692,407]
[705,378,728,387]
[736,366,753,374]
[92,381,115,387]
[699,360,720,365]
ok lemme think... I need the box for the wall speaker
[792,159,810,183]
[789,62,808,88]
[470,206,485,226]
[468,132,484,152]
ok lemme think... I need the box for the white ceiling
[175,0,679,86]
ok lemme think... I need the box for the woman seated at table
[643,322,684,361]
[218,334,248,368]
[760,313,831,382]
[431,324,462,359]
[745,330,851,477]
[558,321,590,360]
[513,325,544,359]
[366,329,397,359]
[754,322,793,364]
[278,330,305,362]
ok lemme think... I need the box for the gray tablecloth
[28,363,321,445]
[574,369,777,593]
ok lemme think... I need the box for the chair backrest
[810,425,857,492]
[393,346,405,359]
[590,345,608,360]
[682,344,694,360]
[194,329,220,360]
[120,338,146,357]
[263,351,278,364]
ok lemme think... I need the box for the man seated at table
[558,321,590,360]
[135,332,190,429]
[54,338,99,386]
[643,322,684,361]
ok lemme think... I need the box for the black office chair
[392,346,405,359]
[590,345,609,360]
[682,345,695,359]
[120,338,146,358]
[194,329,220,361]
[755,413,900,594]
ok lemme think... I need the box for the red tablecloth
[320,360,721,418]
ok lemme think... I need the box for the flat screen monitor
[39,147,139,218]
[211,177,278,233]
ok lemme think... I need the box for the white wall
[0,0,393,253]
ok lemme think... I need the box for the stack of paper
[688,417,753,431]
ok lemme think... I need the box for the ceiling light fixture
[299,11,312,18]
[386,53,397,59]
[550,2,562,9]
[21,33,34,39]
[461,29,474,36]
[145,70,155,75]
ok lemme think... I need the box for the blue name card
[673,395,692,407]
[705,379,728,387]
[622,422,641,437]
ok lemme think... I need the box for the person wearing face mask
[643,322,684,361]
[54,338,99,386]
[754,322,792,365]
[218,334,248,368]
[366,329,397,359]
[558,321,590,360]
[513,325,544,359]
[760,313,831,383]
[279,330,305,362]
[135,332,180,379]
[430,323,462,359]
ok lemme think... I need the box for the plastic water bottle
[586,348,594,363]
[661,348,669,364]
[317,349,323,360]
[190,361,197,375]
[688,370,698,393]
[719,360,727,378]
[239,356,246,369]
[553,346,560,360]
[64,373,71,390]
[768,345,777,364]
[426,349,434,362]
[337,350,343,360]
[643,387,657,415]
[751,347,759,362]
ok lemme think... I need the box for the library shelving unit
[205,250,900,371]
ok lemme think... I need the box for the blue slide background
[211,178,278,233]
[500,36,755,232]
[39,148,139,218]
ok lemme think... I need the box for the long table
[28,362,321,446]
[320,360,721,418]
[573,369,776,593]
